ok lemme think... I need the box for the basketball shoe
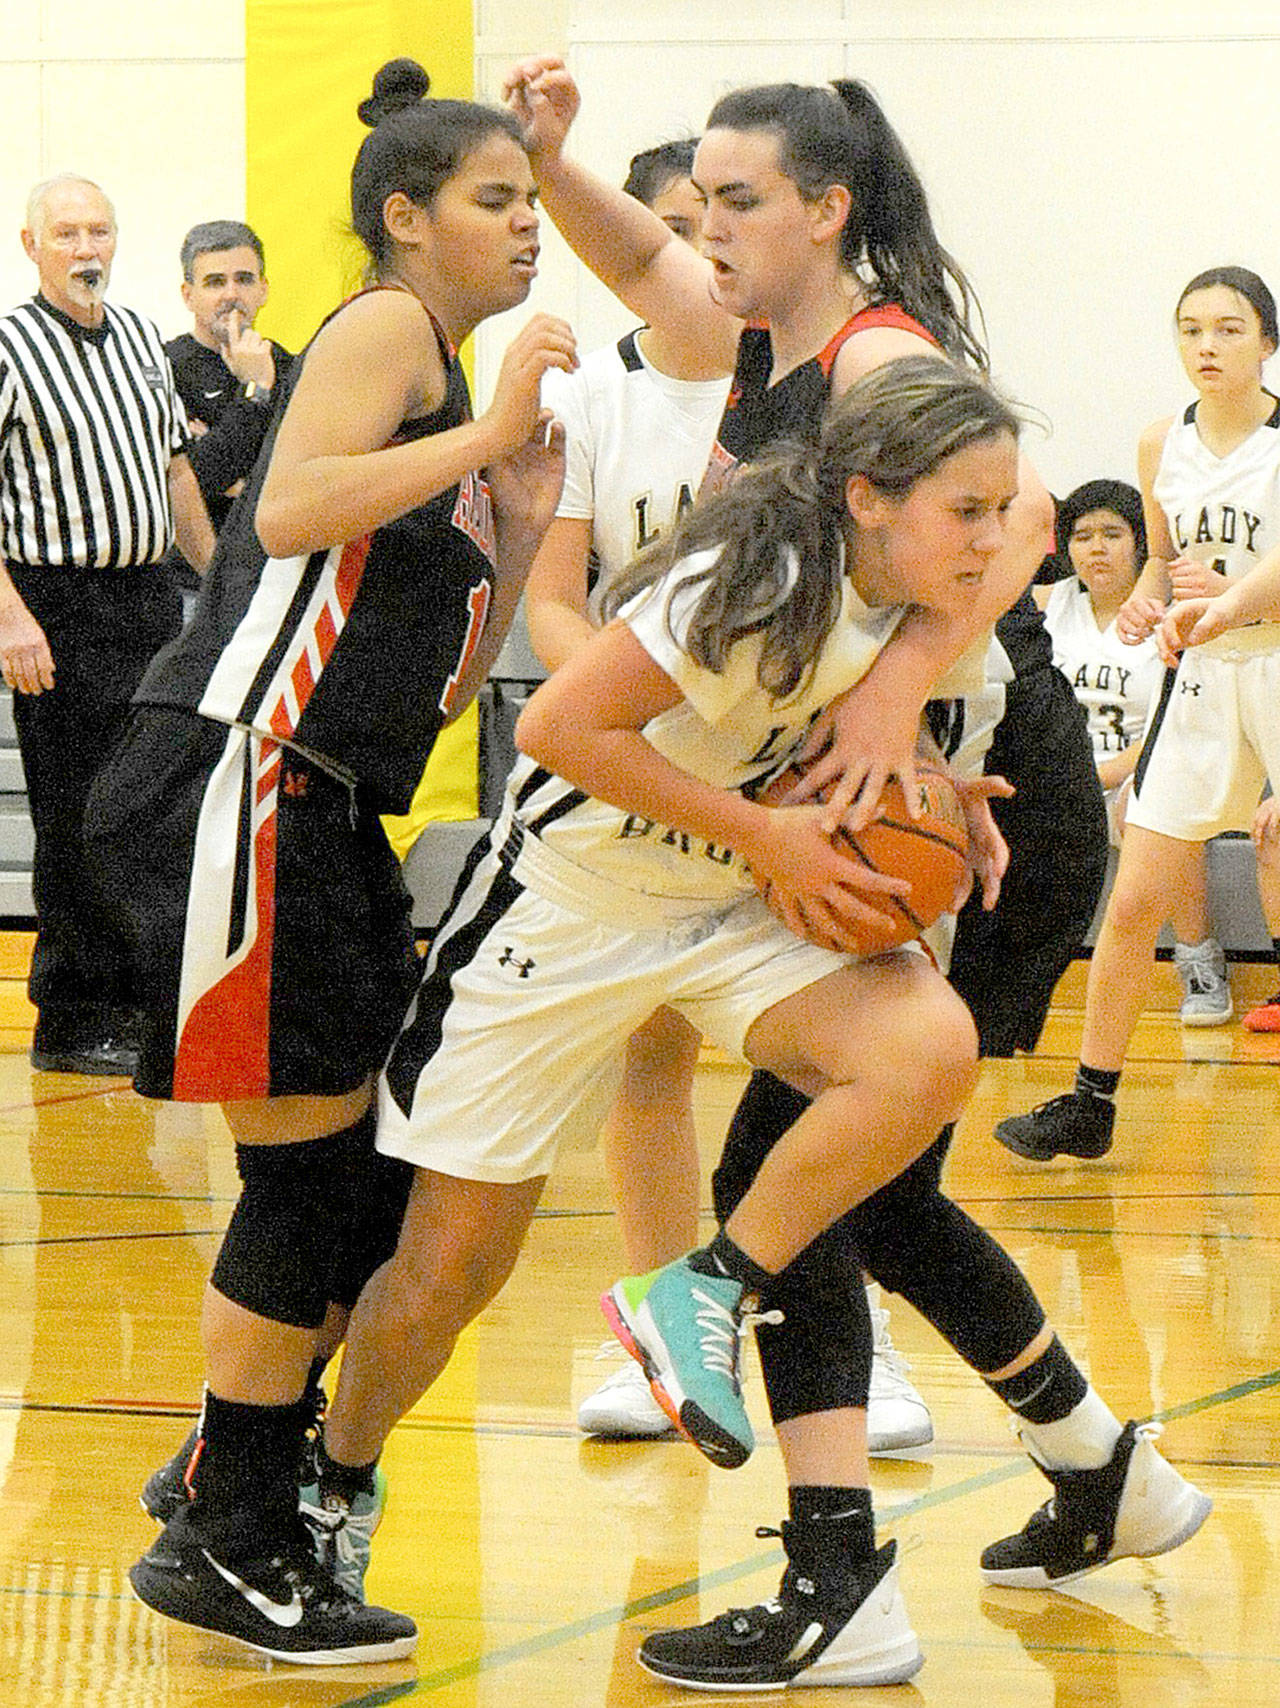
[980,1420,1212,1589]
[1172,938,1233,1026]
[577,1346,679,1439]
[640,1534,922,1689]
[995,1091,1114,1161]
[602,1257,768,1469]
[866,1285,934,1457]
[129,1503,416,1664]
[299,1459,389,1601]
[1242,991,1280,1032]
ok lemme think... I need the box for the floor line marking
[330,1368,1280,1704]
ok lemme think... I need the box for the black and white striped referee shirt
[0,295,189,570]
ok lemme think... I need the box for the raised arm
[503,56,739,374]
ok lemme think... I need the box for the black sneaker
[141,1387,328,1524]
[29,1034,139,1076]
[639,1536,922,1689]
[980,1421,1212,1590]
[128,1505,416,1664]
[995,1092,1114,1161]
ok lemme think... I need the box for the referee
[0,174,214,1075]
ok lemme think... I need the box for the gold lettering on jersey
[452,471,498,569]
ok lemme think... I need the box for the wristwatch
[241,380,272,406]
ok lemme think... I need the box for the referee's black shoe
[29,1030,138,1076]
[995,1092,1114,1162]
[129,1505,416,1665]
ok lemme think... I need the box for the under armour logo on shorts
[1179,681,1202,696]
[498,947,536,978]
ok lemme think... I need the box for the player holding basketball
[310,359,1020,1681]
[1000,265,1280,1162]
[498,59,1209,1690]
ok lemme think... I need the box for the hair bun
[358,59,431,127]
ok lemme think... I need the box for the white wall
[0,0,245,340]
[475,0,1280,495]
[4,1,1278,492]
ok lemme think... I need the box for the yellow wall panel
[245,1,480,828]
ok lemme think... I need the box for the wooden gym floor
[0,932,1277,1706]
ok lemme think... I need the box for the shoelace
[687,1288,784,1380]
[1184,965,1220,995]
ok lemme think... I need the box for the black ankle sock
[1075,1064,1120,1103]
[985,1334,1088,1425]
[785,1485,876,1569]
[316,1436,378,1504]
[687,1229,775,1293]
[189,1391,312,1516]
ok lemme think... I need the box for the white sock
[1019,1388,1124,1472]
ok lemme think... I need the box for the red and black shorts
[86,707,418,1101]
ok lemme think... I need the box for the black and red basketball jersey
[702,302,938,493]
[136,293,497,813]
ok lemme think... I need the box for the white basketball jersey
[541,331,730,622]
[1153,399,1280,583]
[1042,577,1164,761]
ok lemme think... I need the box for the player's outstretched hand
[1168,555,1230,602]
[502,56,580,165]
[487,411,567,550]
[482,314,577,458]
[954,774,1013,911]
[789,674,924,833]
[1154,595,1230,666]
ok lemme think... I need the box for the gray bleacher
[0,690,33,916]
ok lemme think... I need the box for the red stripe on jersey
[265,535,371,743]
[291,647,315,707]
[172,774,279,1100]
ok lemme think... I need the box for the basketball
[756,762,971,955]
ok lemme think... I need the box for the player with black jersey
[86,59,575,1666]
[503,57,1206,1691]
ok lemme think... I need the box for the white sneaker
[577,1347,677,1439]
[867,1286,934,1457]
[1173,937,1233,1027]
[980,1420,1212,1588]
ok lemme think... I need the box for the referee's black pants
[9,568,182,1040]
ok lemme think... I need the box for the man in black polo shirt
[0,174,214,1074]
[165,221,293,537]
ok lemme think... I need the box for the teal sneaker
[299,1465,388,1602]
[602,1258,754,1468]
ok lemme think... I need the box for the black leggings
[715,1074,1046,1426]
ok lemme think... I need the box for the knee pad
[326,1147,414,1309]
[854,1183,1045,1372]
[210,1111,387,1329]
[713,1071,811,1223]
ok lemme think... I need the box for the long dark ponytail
[706,80,987,370]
